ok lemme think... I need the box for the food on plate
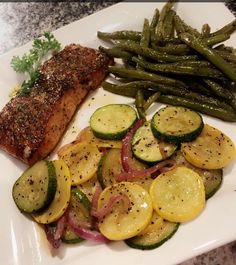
[12,160,57,213]
[12,101,236,251]
[131,121,177,163]
[59,142,102,185]
[151,106,204,143]
[33,160,71,224]
[181,124,236,169]
[125,211,179,250]
[149,166,205,223]
[171,150,223,199]
[0,44,113,165]
[8,0,236,256]
[97,182,153,240]
[90,104,138,140]
[98,1,236,122]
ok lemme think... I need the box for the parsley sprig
[11,32,61,96]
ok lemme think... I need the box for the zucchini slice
[181,124,236,169]
[97,148,153,191]
[98,182,153,240]
[150,166,205,223]
[61,142,102,185]
[33,160,71,224]
[62,189,91,244]
[12,160,57,213]
[151,106,203,143]
[90,104,137,140]
[125,212,179,250]
[171,150,223,199]
[132,121,177,163]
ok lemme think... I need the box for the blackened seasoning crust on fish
[0,44,113,165]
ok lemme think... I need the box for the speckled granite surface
[0,1,236,265]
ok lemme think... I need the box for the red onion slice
[116,159,176,182]
[91,184,102,213]
[54,215,67,240]
[121,119,145,172]
[91,194,131,220]
[44,225,61,249]
[68,212,109,243]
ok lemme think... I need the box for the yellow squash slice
[33,160,71,224]
[58,127,122,157]
[61,142,102,185]
[181,124,236,169]
[150,166,205,223]
[98,182,153,240]
[138,211,164,236]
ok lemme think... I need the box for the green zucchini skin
[132,121,177,163]
[171,150,223,199]
[151,106,204,143]
[90,104,137,140]
[12,160,57,213]
[62,189,91,244]
[125,220,179,250]
[97,148,148,189]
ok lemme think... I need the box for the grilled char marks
[0,44,113,165]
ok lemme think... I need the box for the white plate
[1,2,236,265]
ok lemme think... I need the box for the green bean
[150,8,160,41]
[135,90,146,119]
[174,15,201,37]
[132,57,225,79]
[102,80,188,98]
[102,82,236,122]
[97,30,141,41]
[174,15,186,35]
[180,32,236,82]
[205,34,230,46]
[214,44,234,53]
[203,79,233,100]
[210,19,236,37]
[140,19,150,47]
[143,92,161,110]
[215,50,236,63]
[108,66,188,88]
[151,43,191,55]
[137,18,150,69]
[180,77,212,95]
[162,9,176,39]
[115,41,199,62]
[103,80,231,111]
[155,1,175,41]
[99,46,133,60]
[203,78,236,111]
[202,23,211,37]
[174,60,212,67]
[158,94,236,122]
[102,81,139,98]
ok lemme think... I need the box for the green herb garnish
[11,32,61,96]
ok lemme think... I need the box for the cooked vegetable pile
[98,1,236,122]
[12,102,236,250]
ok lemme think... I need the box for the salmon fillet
[0,44,113,165]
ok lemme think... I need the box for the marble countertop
[0,2,236,265]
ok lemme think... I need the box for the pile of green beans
[97,1,236,122]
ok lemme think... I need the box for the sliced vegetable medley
[10,0,236,254]
[12,102,235,251]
